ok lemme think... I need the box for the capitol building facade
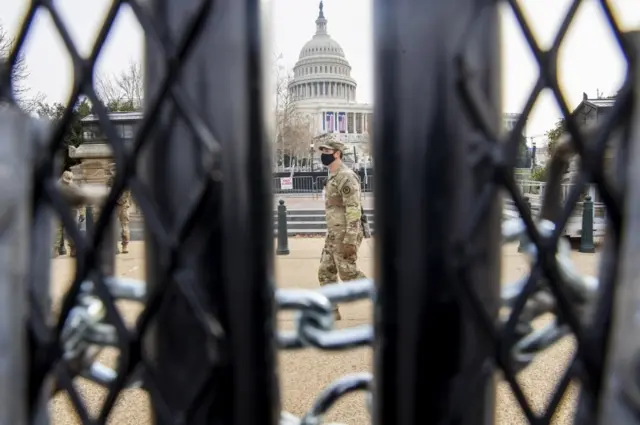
[288,1,373,159]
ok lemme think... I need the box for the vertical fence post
[595,30,640,424]
[276,200,290,255]
[142,0,278,423]
[579,195,595,253]
[372,0,501,424]
[29,120,57,425]
[0,108,34,424]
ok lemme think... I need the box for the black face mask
[321,153,336,166]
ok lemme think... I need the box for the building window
[314,66,318,73]
[122,124,134,138]
[83,124,106,142]
[356,113,363,134]
[347,112,354,133]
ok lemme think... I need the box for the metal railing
[0,0,637,424]
[273,176,317,194]
[516,180,591,201]
[272,176,374,195]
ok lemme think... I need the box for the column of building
[292,81,354,100]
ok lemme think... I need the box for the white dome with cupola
[289,1,357,104]
[288,1,373,166]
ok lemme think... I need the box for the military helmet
[317,140,347,153]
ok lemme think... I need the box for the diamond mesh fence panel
[0,0,637,424]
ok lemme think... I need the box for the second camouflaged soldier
[317,140,367,320]
[116,185,131,254]
[106,176,132,254]
[53,170,82,258]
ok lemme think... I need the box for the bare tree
[274,68,313,169]
[271,54,315,170]
[0,23,45,112]
[272,55,288,166]
[116,61,143,107]
[96,60,144,111]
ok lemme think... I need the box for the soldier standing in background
[317,140,367,320]
[116,184,131,254]
[53,171,82,258]
[106,176,132,254]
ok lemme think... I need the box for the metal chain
[57,216,598,424]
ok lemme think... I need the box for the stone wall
[69,159,112,185]
[68,143,141,215]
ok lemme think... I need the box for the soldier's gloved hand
[343,244,357,259]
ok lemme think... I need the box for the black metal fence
[272,175,374,194]
[0,0,637,424]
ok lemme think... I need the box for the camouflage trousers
[53,223,75,254]
[94,205,130,246]
[117,205,130,245]
[318,229,366,287]
[52,208,80,255]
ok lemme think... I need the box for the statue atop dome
[315,0,327,34]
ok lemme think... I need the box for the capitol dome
[289,1,357,103]
[299,36,345,59]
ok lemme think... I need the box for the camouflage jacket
[324,164,362,245]
[116,190,132,208]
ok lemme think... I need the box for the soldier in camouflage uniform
[317,140,367,320]
[106,176,132,254]
[53,171,82,258]
[116,185,131,254]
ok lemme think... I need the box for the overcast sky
[1,0,638,138]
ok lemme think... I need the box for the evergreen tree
[36,98,92,172]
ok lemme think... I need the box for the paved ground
[49,238,599,424]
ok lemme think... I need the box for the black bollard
[276,199,290,255]
[579,195,595,253]
[518,196,531,253]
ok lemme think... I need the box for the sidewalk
[49,240,600,424]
